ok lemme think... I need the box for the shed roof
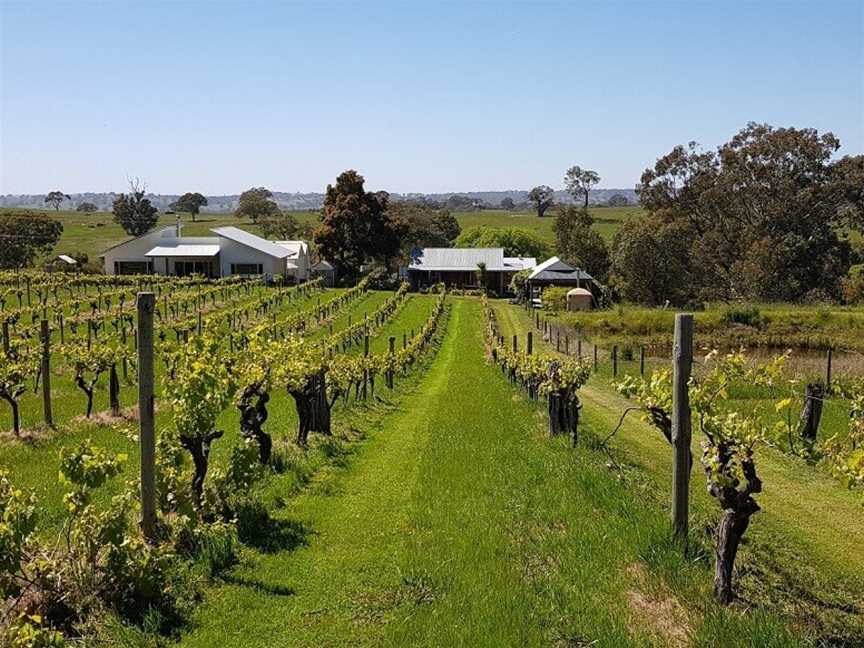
[57,254,77,264]
[528,256,593,282]
[312,260,334,271]
[145,244,220,257]
[211,226,291,259]
[272,241,308,258]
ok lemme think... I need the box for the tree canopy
[389,202,461,255]
[456,226,550,259]
[175,192,208,222]
[258,211,312,241]
[553,206,610,282]
[44,191,70,211]
[564,166,600,208]
[75,202,98,213]
[527,185,555,218]
[313,170,405,275]
[630,123,862,303]
[112,181,159,237]
[0,212,63,268]
[235,187,279,223]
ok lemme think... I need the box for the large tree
[44,191,70,211]
[235,187,279,223]
[0,212,63,268]
[527,185,555,218]
[637,123,861,302]
[175,192,208,222]
[456,226,550,259]
[564,166,600,208]
[258,211,313,241]
[553,206,610,281]
[313,170,405,275]
[609,216,697,305]
[75,202,98,213]
[389,202,461,254]
[112,180,159,237]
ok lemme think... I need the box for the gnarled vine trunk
[238,383,272,464]
[109,363,120,417]
[796,382,824,442]
[180,429,224,508]
[290,370,331,447]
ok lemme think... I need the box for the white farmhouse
[100,224,310,281]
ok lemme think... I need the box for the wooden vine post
[825,349,833,393]
[612,345,618,378]
[387,336,396,389]
[671,313,694,544]
[527,332,533,355]
[40,320,53,428]
[137,293,157,543]
[640,346,645,376]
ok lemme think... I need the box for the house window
[115,261,153,275]
[174,261,213,277]
[231,263,263,275]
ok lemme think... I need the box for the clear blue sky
[1,0,861,195]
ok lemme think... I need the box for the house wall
[102,228,174,274]
[217,238,286,277]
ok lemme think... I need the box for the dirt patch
[625,562,693,647]
[0,424,55,445]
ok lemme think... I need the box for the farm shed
[311,260,336,286]
[407,248,535,294]
[100,224,310,281]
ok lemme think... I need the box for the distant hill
[0,189,638,212]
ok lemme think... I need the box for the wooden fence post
[137,293,157,543]
[513,335,518,354]
[593,344,598,372]
[826,349,833,393]
[612,345,618,378]
[671,313,694,544]
[40,320,53,428]
[640,346,645,376]
[2,321,8,355]
[565,335,569,355]
[527,332,533,355]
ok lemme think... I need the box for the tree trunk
[796,382,824,442]
[1,394,20,436]
[239,385,272,464]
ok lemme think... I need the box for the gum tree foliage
[553,206,610,281]
[112,180,159,237]
[500,197,516,210]
[234,187,280,223]
[609,217,697,305]
[456,225,550,259]
[44,191,70,211]
[0,212,64,269]
[313,170,406,275]
[527,185,555,218]
[175,192,208,222]
[388,202,461,256]
[635,123,862,303]
[76,202,98,213]
[563,166,600,208]
[258,211,313,241]
[606,193,630,207]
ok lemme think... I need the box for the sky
[0,0,862,195]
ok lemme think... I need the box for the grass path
[491,300,864,640]
[177,299,800,647]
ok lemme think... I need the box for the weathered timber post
[387,336,396,389]
[2,321,9,355]
[825,349,833,394]
[671,313,694,544]
[593,344,598,372]
[612,345,618,378]
[403,332,407,349]
[556,330,560,352]
[59,314,64,344]
[577,338,582,359]
[513,335,518,354]
[40,320,53,428]
[565,335,569,355]
[137,293,157,543]
[363,334,370,400]
[527,332,533,355]
[640,346,645,376]
[797,382,825,442]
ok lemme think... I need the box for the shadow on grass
[238,512,313,554]
[224,574,296,598]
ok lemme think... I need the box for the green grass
[5,205,642,263]
[493,299,864,643]
[172,299,822,646]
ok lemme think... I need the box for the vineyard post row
[493,301,696,549]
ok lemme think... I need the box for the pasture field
[2,204,642,263]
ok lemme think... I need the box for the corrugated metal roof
[211,226,291,259]
[57,254,77,264]
[503,257,537,271]
[273,241,308,258]
[146,244,220,257]
[409,248,510,271]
